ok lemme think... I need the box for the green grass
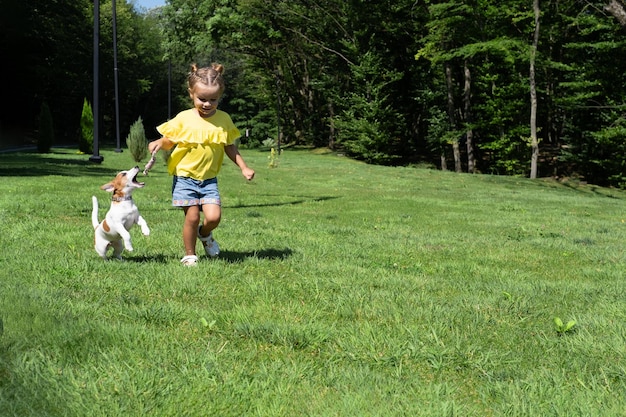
[1,147,626,416]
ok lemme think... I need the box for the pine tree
[79,98,93,154]
[126,117,148,163]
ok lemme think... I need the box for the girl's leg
[182,205,201,256]
[199,203,221,237]
[198,204,221,257]
[196,178,221,257]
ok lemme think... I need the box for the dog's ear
[101,182,115,193]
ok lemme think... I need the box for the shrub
[79,98,93,154]
[37,102,54,153]
[268,147,280,168]
[126,117,148,162]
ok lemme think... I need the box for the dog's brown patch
[101,171,130,200]
[111,174,127,200]
[102,219,111,232]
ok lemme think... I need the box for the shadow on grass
[522,177,626,199]
[229,195,339,209]
[0,150,114,177]
[124,254,171,263]
[122,248,293,264]
[558,180,625,199]
[219,247,294,263]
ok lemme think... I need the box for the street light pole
[275,72,282,154]
[90,0,104,163]
[168,59,172,119]
[113,0,122,153]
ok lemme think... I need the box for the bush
[79,98,93,154]
[37,102,54,153]
[126,117,148,162]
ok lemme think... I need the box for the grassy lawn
[1,147,625,416]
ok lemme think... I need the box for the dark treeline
[0,0,167,148]
[3,0,626,186]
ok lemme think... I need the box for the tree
[546,0,626,184]
[99,1,168,142]
[0,0,92,144]
[7,0,626,186]
[605,0,626,25]
[529,0,540,179]
[417,0,515,173]
[126,117,148,162]
[80,98,94,154]
[162,0,428,163]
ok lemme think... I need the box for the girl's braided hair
[188,63,225,92]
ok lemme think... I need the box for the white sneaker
[198,226,220,257]
[181,255,198,266]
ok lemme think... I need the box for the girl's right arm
[148,137,174,153]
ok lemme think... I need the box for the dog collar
[111,196,133,202]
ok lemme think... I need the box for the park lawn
[1,147,625,416]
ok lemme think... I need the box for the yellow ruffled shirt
[157,109,241,180]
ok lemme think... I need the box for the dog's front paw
[124,241,134,252]
[141,226,150,236]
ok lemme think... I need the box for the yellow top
[157,109,240,180]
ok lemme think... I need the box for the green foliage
[236,108,276,149]
[424,107,462,158]
[554,317,577,336]
[37,102,54,153]
[334,52,403,164]
[335,114,398,164]
[1,0,170,151]
[98,1,169,141]
[267,147,279,168]
[1,0,92,144]
[126,117,148,163]
[592,121,626,186]
[79,98,93,154]
[11,0,626,185]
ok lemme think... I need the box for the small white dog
[92,166,150,260]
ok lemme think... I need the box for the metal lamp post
[112,0,122,153]
[89,0,104,163]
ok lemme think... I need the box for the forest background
[4,0,626,186]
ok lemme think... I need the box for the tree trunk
[529,0,540,179]
[453,142,462,172]
[605,0,626,25]
[463,60,475,173]
[445,63,462,172]
[328,101,335,149]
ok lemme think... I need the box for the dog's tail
[91,196,100,229]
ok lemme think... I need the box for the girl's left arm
[225,144,255,180]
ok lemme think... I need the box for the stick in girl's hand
[143,151,157,175]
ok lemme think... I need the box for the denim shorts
[172,176,221,207]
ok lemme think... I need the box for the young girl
[148,63,255,266]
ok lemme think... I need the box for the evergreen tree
[80,98,94,155]
[126,117,148,163]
